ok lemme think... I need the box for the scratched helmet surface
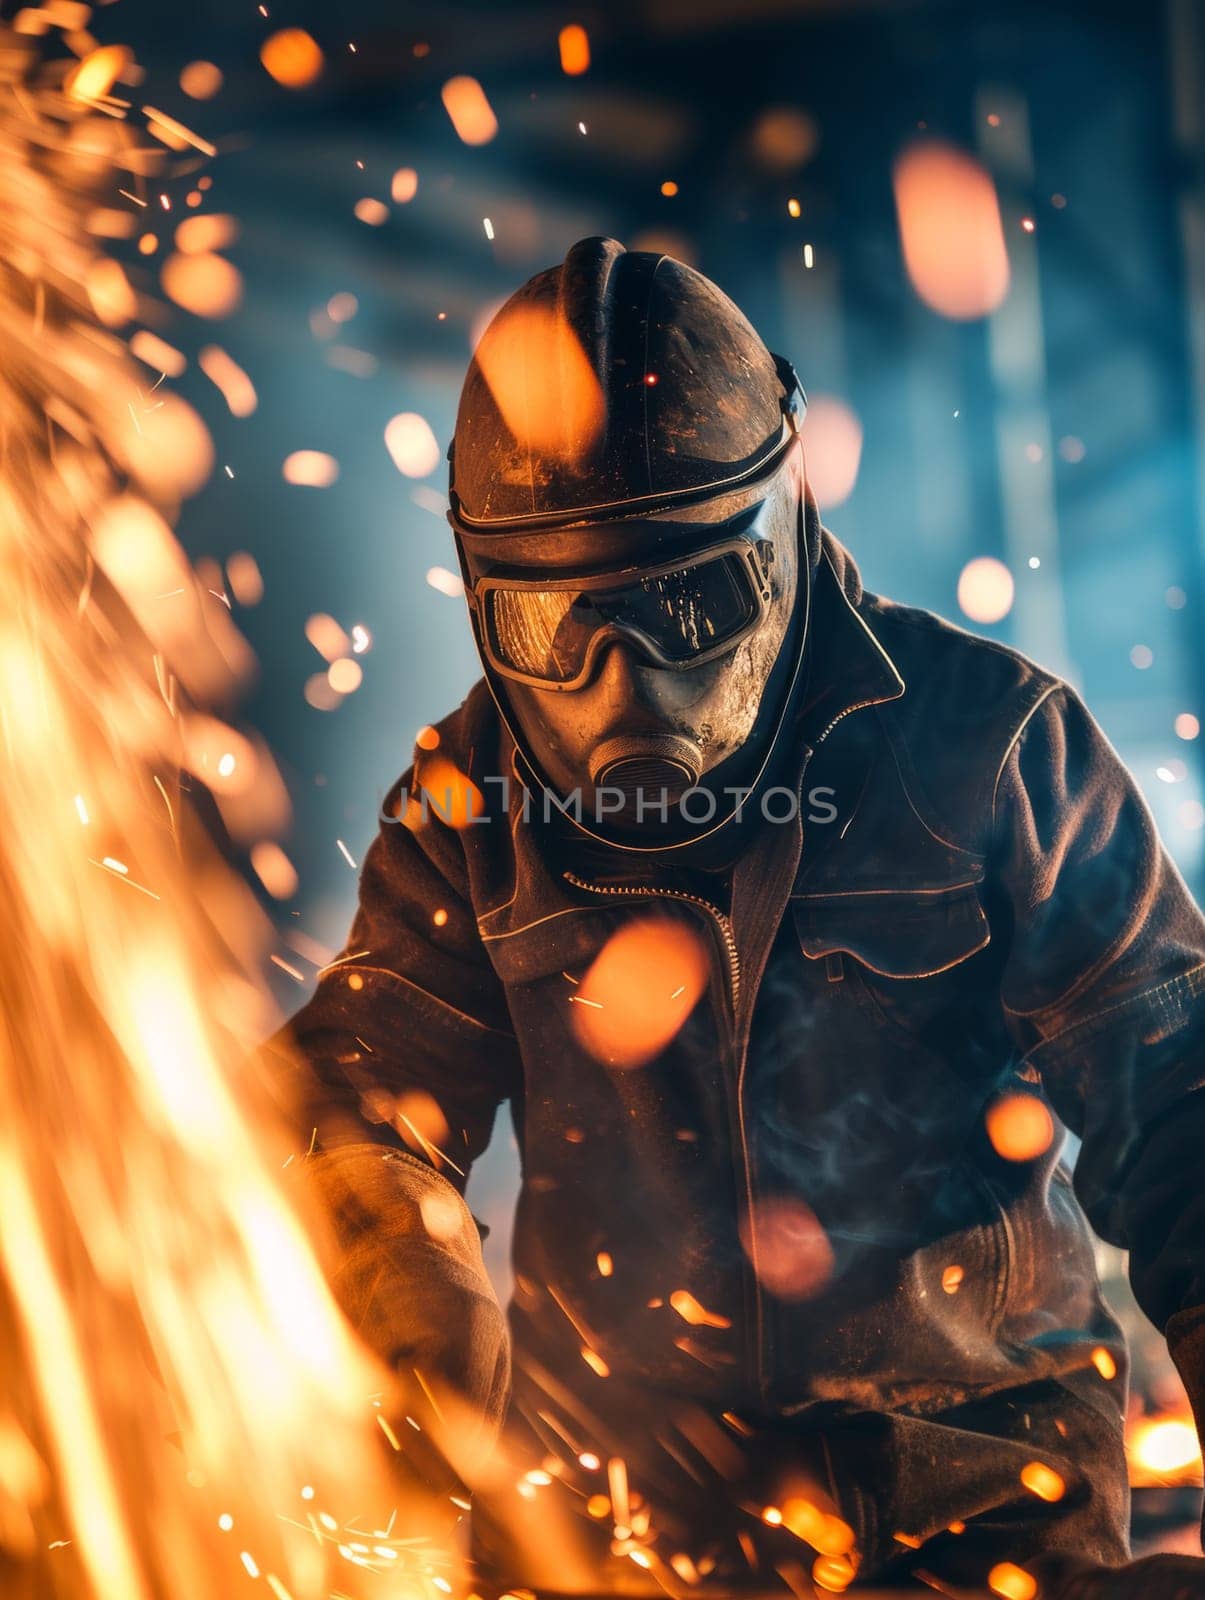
[449,235,797,536]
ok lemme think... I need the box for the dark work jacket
[286,533,1205,1565]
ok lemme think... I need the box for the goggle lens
[482,547,762,687]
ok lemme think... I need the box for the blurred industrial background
[91,0,1205,1539]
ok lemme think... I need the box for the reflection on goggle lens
[485,551,758,685]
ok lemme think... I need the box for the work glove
[1031,1554,1205,1597]
[1166,1304,1205,1553]
[305,1141,510,1488]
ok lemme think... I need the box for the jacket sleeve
[274,769,520,1436]
[283,768,522,1186]
[990,683,1205,1346]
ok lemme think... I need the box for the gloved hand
[1032,1553,1205,1597]
[1166,1303,1205,1554]
[304,1141,510,1484]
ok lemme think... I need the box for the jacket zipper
[813,696,880,750]
[561,870,741,1013]
[563,713,864,1404]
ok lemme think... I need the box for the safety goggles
[468,525,776,692]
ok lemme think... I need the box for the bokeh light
[894,142,1010,319]
[384,412,442,478]
[569,918,710,1068]
[441,75,498,145]
[162,252,244,318]
[985,1093,1054,1162]
[957,556,1015,624]
[260,28,324,89]
[283,451,339,488]
[800,396,863,509]
[739,1195,834,1301]
[473,301,605,459]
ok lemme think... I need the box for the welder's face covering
[478,457,803,836]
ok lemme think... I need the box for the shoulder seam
[989,679,1067,839]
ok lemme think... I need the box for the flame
[0,19,447,1597]
[1127,1413,1204,1487]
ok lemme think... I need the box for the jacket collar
[798,530,906,751]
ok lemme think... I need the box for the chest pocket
[792,882,996,1056]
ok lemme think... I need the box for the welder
[283,237,1205,1597]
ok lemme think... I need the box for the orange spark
[441,75,498,145]
[558,24,590,75]
[260,28,323,89]
[985,1092,1054,1162]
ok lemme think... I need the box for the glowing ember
[226,552,264,607]
[175,213,241,255]
[894,141,1009,319]
[957,556,1015,625]
[199,345,257,417]
[130,330,187,378]
[941,1264,964,1294]
[569,917,709,1068]
[283,451,339,488]
[985,1092,1054,1162]
[86,259,138,326]
[989,1561,1037,1600]
[385,412,442,478]
[441,75,498,146]
[249,840,299,900]
[354,198,389,226]
[260,28,324,89]
[812,1553,856,1592]
[305,613,350,662]
[65,43,132,101]
[391,167,419,203]
[558,24,590,75]
[162,251,244,318]
[413,754,486,831]
[1091,1346,1118,1381]
[1019,1461,1065,1502]
[180,60,223,99]
[668,1289,731,1329]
